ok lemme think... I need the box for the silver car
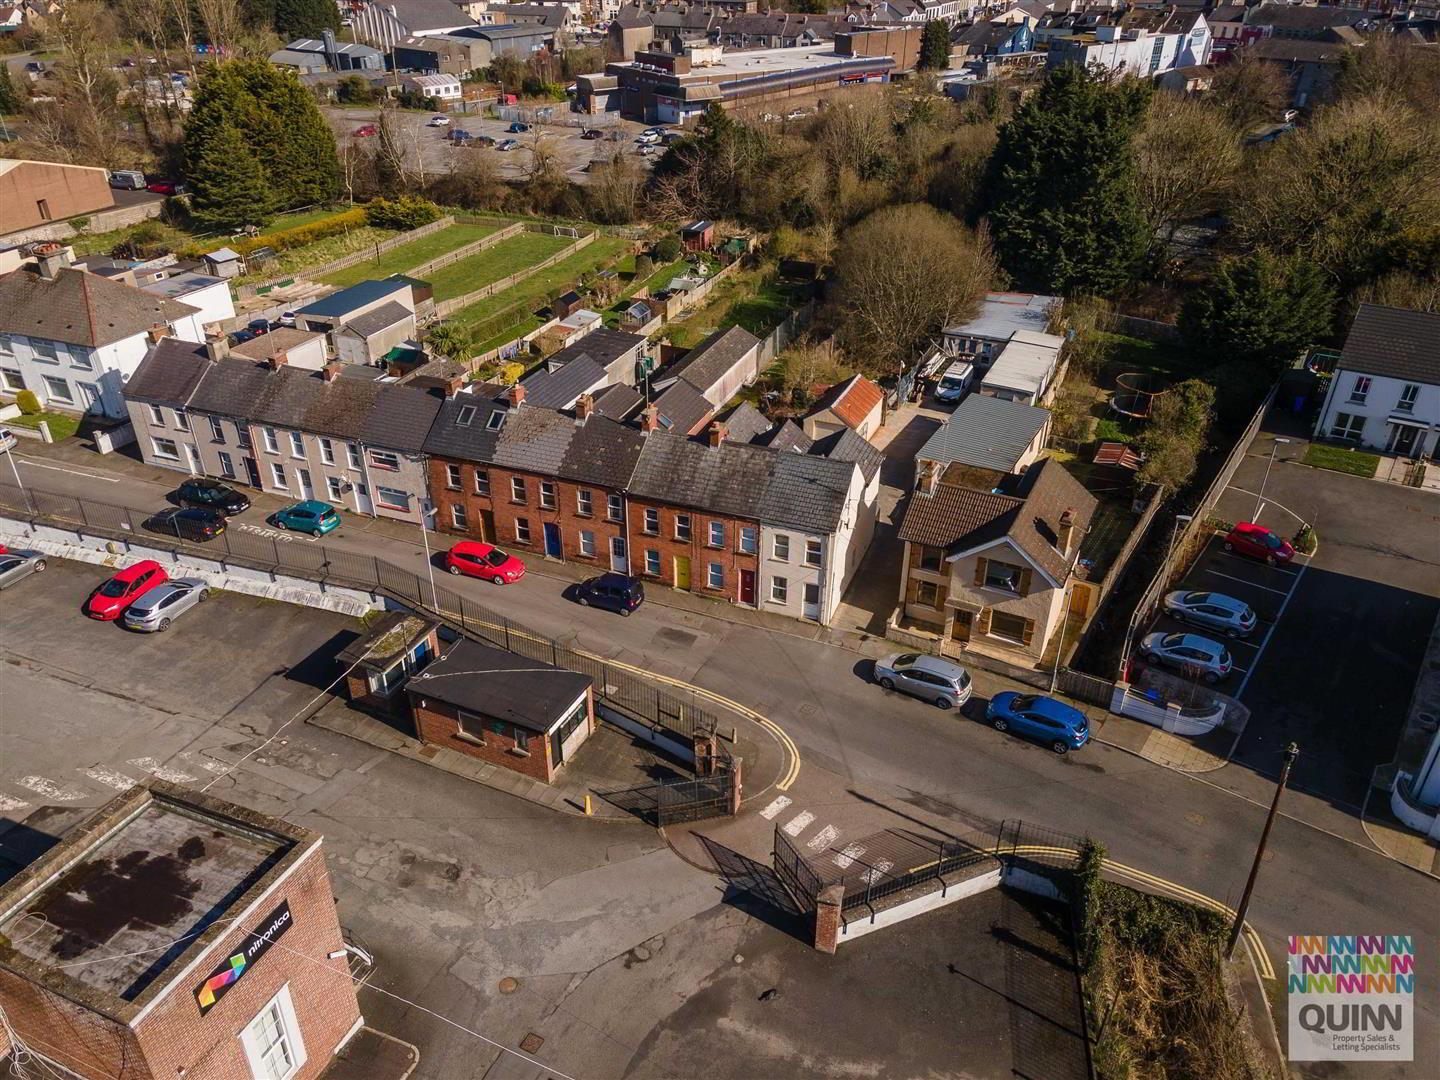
[1140,632,1234,684]
[1162,590,1256,638]
[874,653,973,709]
[0,550,46,589]
[121,577,209,632]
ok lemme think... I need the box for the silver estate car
[874,653,973,710]
[1140,632,1234,684]
[121,577,209,632]
[1162,590,1257,638]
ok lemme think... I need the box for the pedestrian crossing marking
[783,811,815,836]
[834,843,866,869]
[759,796,792,821]
[84,767,137,791]
[128,758,196,784]
[806,825,840,853]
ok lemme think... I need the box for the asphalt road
[3,442,1439,1075]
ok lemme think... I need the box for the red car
[85,560,169,620]
[1224,522,1295,566]
[353,125,378,137]
[145,180,187,195]
[445,541,525,584]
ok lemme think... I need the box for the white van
[109,170,147,190]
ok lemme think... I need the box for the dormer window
[487,409,508,431]
[456,405,477,426]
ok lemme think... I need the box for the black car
[143,507,227,542]
[580,129,603,140]
[175,478,250,515]
[574,573,644,616]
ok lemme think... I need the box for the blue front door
[543,522,562,559]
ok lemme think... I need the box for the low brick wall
[2,198,166,247]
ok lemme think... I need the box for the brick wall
[0,844,358,1080]
[429,457,627,571]
[411,696,557,783]
[626,496,760,604]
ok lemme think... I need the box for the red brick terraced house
[424,383,645,574]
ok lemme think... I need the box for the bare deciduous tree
[194,0,243,59]
[1134,93,1239,247]
[1208,56,1288,134]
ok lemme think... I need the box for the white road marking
[84,767,138,791]
[0,794,30,813]
[1196,567,1295,596]
[127,757,196,784]
[238,523,302,543]
[14,457,122,483]
[187,757,231,775]
[783,810,815,837]
[806,824,840,853]
[1237,558,1310,700]
[758,795,792,821]
[833,843,866,869]
[16,776,85,801]
[862,859,894,885]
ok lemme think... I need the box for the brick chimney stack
[444,373,467,397]
[1058,507,1078,554]
[322,362,344,383]
[707,421,727,447]
[266,353,288,371]
[33,242,71,280]
[641,404,660,433]
[146,325,168,346]
[509,382,526,407]
[204,329,230,362]
[574,392,594,421]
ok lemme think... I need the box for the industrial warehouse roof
[917,394,1051,474]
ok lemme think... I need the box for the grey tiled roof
[0,267,198,349]
[629,433,778,520]
[756,453,855,535]
[546,329,645,369]
[809,427,883,484]
[760,419,812,453]
[186,356,274,419]
[422,387,510,462]
[664,326,760,398]
[342,300,414,339]
[590,382,643,421]
[519,354,607,410]
[916,394,1050,473]
[561,416,645,490]
[489,404,577,475]
[123,338,211,406]
[1338,304,1440,384]
[361,384,443,453]
[388,0,477,33]
[651,379,714,436]
[720,402,771,444]
[408,639,591,733]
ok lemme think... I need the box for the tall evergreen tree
[189,120,275,231]
[1179,252,1336,373]
[184,59,339,213]
[0,63,22,115]
[920,21,951,70]
[274,0,340,40]
[984,65,1151,294]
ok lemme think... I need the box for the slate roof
[230,328,323,361]
[917,394,1051,473]
[545,328,645,369]
[0,267,198,349]
[123,338,211,405]
[809,427,883,484]
[387,0,477,32]
[756,452,855,535]
[297,278,410,318]
[807,374,884,431]
[1245,37,1351,63]
[361,381,444,453]
[898,458,1096,584]
[423,387,511,462]
[651,379,714,436]
[342,300,414,339]
[664,326,760,397]
[561,416,646,490]
[1247,2,1368,32]
[1338,304,1440,384]
[489,403,577,475]
[590,382,643,421]
[629,433,778,520]
[519,354,608,409]
[720,401,772,444]
[761,419,813,453]
[408,639,591,733]
[1208,4,1247,24]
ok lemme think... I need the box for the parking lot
[1139,533,1308,698]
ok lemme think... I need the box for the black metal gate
[597,761,735,826]
[772,823,823,912]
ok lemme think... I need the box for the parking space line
[15,457,122,483]
[1237,559,1309,699]
[1194,567,1294,596]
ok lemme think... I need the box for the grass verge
[319,222,501,287]
[1303,442,1380,478]
[8,412,81,441]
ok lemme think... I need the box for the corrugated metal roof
[916,394,1050,473]
[943,291,1057,343]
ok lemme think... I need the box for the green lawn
[1095,331,1191,380]
[319,222,502,287]
[1304,442,1380,478]
[450,236,630,329]
[424,232,573,302]
[235,227,393,285]
[8,412,80,441]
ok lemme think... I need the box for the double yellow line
[429,602,803,790]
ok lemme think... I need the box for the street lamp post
[419,499,439,611]
[1255,438,1291,520]
[1226,741,1300,959]
[0,431,28,513]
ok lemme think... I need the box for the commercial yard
[318,220,502,287]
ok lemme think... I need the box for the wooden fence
[432,231,597,319]
[283,215,457,283]
[404,221,523,280]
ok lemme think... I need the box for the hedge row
[179,208,369,259]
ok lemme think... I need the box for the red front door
[739,569,756,606]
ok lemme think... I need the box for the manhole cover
[519,1033,545,1054]
[656,627,698,648]
[498,977,520,994]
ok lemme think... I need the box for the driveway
[1211,415,1440,813]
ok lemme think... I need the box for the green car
[269,500,341,536]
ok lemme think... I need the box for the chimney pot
[33,242,72,279]
[322,362,344,382]
[707,421,727,447]
[574,392,594,421]
[509,383,526,407]
[641,403,660,433]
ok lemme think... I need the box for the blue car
[985,692,1089,754]
[269,500,340,536]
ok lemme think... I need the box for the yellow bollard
[584,795,593,816]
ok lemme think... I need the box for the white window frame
[327,475,344,502]
[0,335,12,358]
[707,562,724,589]
[41,374,72,403]
[238,983,307,1080]
[607,493,623,521]
[708,521,724,548]
[577,489,593,516]
[983,559,1024,593]
[515,517,531,544]
[263,427,280,454]
[771,576,788,603]
[148,403,166,426]
[346,442,362,469]
[772,534,790,561]
[739,526,757,554]
[510,477,526,503]
[643,507,658,534]
[320,437,335,464]
[370,449,400,472]
[288,431,305,458]
[375,485,409,511]
[452,503,468,529]
[474,469,489,496]
[674,514,691,542]
[151,436,180,461]
[1397,384,1419,413]
[804,539,823,568]
[70,347,94,371]
[208,416,225,443]
[644,549,661,575]
[218,451,236,478]
[174,409,190,432]
[539,480,557,509]
[579,529,595,556]
[31,339,59,364]
[1329,412,1365,441]
[446,463,463,489]
[238,425,252,450]
[270,462,288,488]
[1348,375,1371,404]
[0,367,24,392]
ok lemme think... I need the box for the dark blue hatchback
[985,692,1090,754]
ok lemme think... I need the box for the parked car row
[79,558,210,632]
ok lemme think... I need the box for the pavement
[4,430,1440,1075]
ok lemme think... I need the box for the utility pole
[1255,437,1291,520]
[1226,741,1300,959]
